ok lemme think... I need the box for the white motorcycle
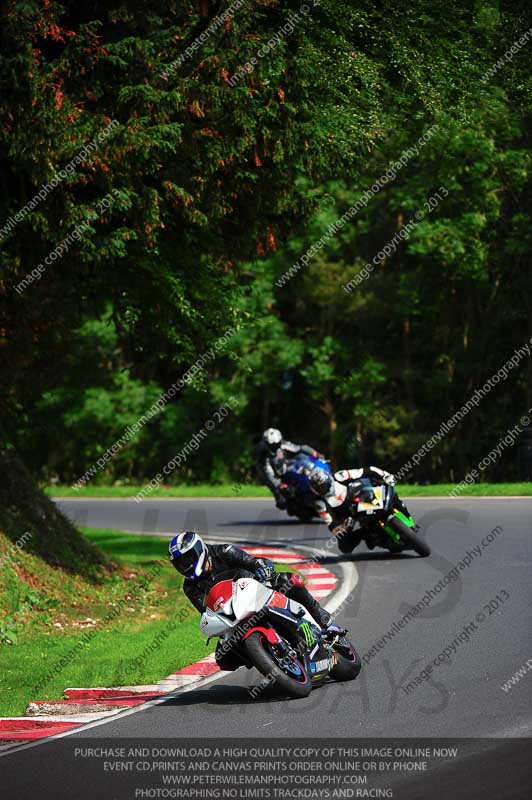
[200,575,361,699]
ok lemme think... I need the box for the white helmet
[309,467,334,497]
[168,532,208,580]
[263,428,282,452]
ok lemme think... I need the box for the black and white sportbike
[335,478,430,557]
[200,576,361,699]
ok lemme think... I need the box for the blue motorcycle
[280,454,332,522]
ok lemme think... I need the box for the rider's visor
[173,548,197,576]
[320,476,334,496]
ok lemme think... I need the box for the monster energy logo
[299,622,314,647]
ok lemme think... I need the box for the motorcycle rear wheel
[297,511,315,523]
[336,529,359,553]
[244,632,312,698]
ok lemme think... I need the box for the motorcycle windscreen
[232,578,273,620]
[205,579,234,613]
[292,454,314,470]
[357,485,385,511]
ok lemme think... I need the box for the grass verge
[45,484,269,498]
[401,483,532,496]
[0,528,209,717]
[0,527,296,717]
[45,482,532,498]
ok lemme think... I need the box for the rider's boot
[272,573,347,636]
[274,489,287,509]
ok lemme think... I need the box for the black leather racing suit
[313,467,407,549]
[256,439,321,505]
[182,544,331,670]
[313,467,396,530]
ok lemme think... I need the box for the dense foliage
[1,1,531,487]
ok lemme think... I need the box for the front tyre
[244,632,312,699]
[330,638,362,682]
[388,517,431,557]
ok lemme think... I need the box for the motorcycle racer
[169,531,342,669]
[256,428,324,509]
[309,465,398,538]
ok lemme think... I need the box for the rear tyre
[388,517,431,557]
[336,529,359,554]
[288,500,314,522]
[330,638,362,682]
[285,501,299,518]
[244,632,312,699]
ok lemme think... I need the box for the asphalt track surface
[3,497,532,799]
[52,496,532,738]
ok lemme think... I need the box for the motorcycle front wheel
[244,632,312,699]
[330,638,362,682]
[387,517,431,557]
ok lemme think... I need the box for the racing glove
[368,466,396,486]
[255,558,275,583]
[330,519,352,539]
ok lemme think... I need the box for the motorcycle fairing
[241,626,281,645]
[199,606,236,637]
[206,579,235,615]
[309,652,338,679]
[232,578,274,619]
[264,601,322,637]
[267,591,289,609]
